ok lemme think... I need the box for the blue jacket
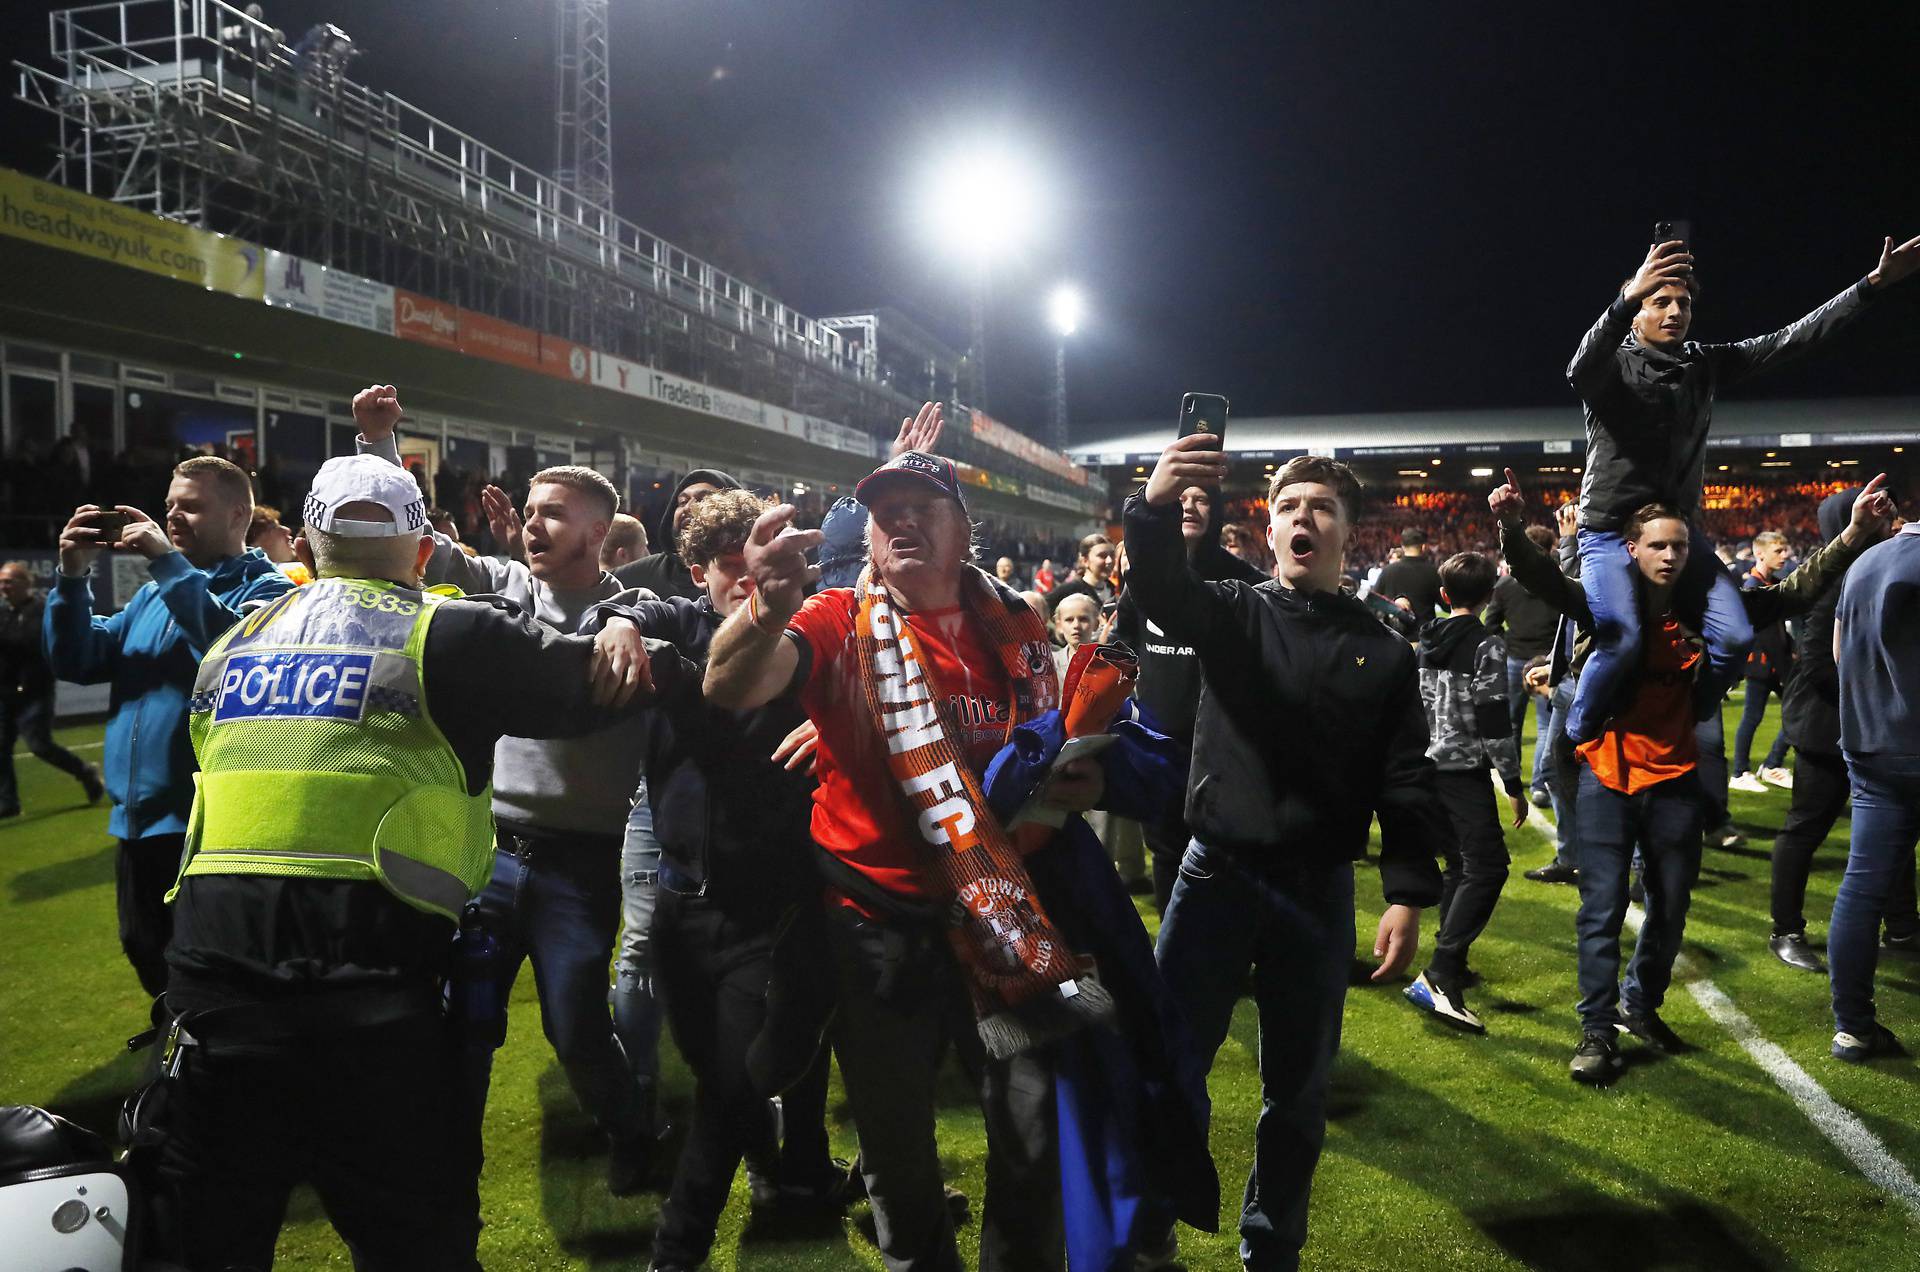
[45,550,295,840]
[984,705,1220,1270]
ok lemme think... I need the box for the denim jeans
[1830,753,1920,1037]
[1772,749,1920,938]
[1570,523,1752,743]
[462,827,645,1143]
[1506,654,1552,792]
[1155,840,1355,1271]
[614,784,664,1110]
[1734,680,1791,775]
[1573,769,1704,1030]
[1545,677,1578,868]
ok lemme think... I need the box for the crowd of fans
[1202,478,1858,579]
[4,238,1916,1272]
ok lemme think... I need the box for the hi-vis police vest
[172,576,494,920]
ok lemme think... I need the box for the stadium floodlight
[913,138,1051,414]
[1047,285,1083,337]
[920,142,1047,264]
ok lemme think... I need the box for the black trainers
[1570,1030,1623,1085]
[1769,932,1826,973]
[608,1124,671,1197]
[775,1158,857,1214]
[1616,1007,1686,1053]
[1833,1022,1906,1063]
[1133,1223,1179,1271]
[1881,930,1920,955]
[1524,861,1578,885]
[1529,788,1554,809]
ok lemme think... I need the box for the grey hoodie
[359,431,650,834]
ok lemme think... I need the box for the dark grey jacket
[1568,278,1875,531]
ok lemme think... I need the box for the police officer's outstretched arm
[423,595,682,763]
[351,384,517,596]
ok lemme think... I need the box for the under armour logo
[1355,655,1366,667]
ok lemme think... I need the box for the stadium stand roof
[1069,397,1920,466]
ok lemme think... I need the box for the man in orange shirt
[1490,471,1893,1086]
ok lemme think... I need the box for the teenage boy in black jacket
[1404,552,1529,1034]
[589,488,842,1271]
[1125,432,1450,1271]
[1110,482,1264,912]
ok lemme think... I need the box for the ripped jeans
[614,780,664,1124]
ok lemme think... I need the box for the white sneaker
[1729,771,1768,794]
[1759,766,1794,790]
[1404,971,1486,1034]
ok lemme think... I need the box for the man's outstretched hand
[743,503,822,627]
[1624,240,1695,303]
[351,384,403,442]
[891,401,945,459]
[1488,468,1525,525]
[1868,234,1920,289]
[1144,433,1230,508]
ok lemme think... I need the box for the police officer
[146,455,678,1271]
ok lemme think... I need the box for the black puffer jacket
[613,468,744,601]
[1780,487,1863,755]
[1568,279,1874,531]
[1124,492,1448,907]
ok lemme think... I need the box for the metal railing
[15,0,1101,504]
[28,0,877,381]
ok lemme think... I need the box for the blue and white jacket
[45,549,294,840]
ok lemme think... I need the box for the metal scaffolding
[9,0,1087,501]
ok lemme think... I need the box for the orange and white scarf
[854,562,1113,1057]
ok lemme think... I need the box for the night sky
[5,2,1918,440]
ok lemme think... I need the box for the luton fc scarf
[854,563,1114,1058]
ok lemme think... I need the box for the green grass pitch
[4,695,1917,1269]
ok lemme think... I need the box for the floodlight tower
[555,0,614,211]
[921,144,1045,418]
[1047,286,1082,451]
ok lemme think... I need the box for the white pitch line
[1511,776,1920,1220]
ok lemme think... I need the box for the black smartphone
[1178,393,1229,446]
[1653,219,1692,248]
[92,511,129,542]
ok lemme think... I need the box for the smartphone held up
[1178,393,1229,448]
